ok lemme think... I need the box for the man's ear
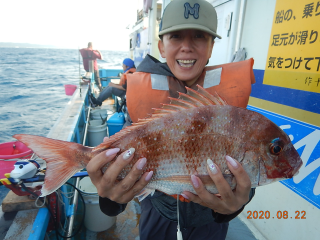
[158,40,166,58]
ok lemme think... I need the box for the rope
[177,194,183,240]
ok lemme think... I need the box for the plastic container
[107,113,125,136]
[100,79,111,87]
[64,84,77,96]
[0,141,33,178]
[99,69,107,78]
[99,69,122,87]
[79,177,116,232]
[0,141,33,159]
[87,120,108,147]
[0,160,16,178]
[90,108,108,121]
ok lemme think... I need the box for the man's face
[158,29,214,86]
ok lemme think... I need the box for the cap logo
[184,3,200,19]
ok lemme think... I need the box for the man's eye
[171,34,180,38]
[195,34,205,38]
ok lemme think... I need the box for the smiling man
[87,0,256,240]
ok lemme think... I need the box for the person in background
[90,58,136,107]
[79,42,103,91]
[87,0,255,239]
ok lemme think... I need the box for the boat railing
[28,82,91,239]
[66,105,91,238]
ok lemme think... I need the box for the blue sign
[247,105,320,209]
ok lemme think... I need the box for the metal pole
[235,0,247,51]
[66,177,80,238]
[78,47,82,97]
[66,104,91,238]
[82,107,91,144]
[88,60,95,92]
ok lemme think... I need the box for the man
[90,58,136,107]
[87,0,255,239]
[79,42,103,91]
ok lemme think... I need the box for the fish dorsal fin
[185,87,216,105]
[161,103,188,111]
[196,85,228,106]
[168,97,197,108]
[152,108,176,115]
[134,85,227,124]
[178,92,206,107]
[94,86,228,147]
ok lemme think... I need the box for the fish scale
[13,86,302,197]
[102,105,296,197]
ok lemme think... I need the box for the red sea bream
[14,86,302,197]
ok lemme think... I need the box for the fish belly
[113,106,254,195]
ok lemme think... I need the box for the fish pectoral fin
[136,187,155,202]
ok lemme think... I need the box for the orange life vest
[119,68,136,86]
[126,58,255,202]
[127,58,255,123]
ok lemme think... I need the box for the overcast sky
[0,0,142,51]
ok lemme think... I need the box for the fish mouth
[283,165,301,178]
[177,59,196,68]
[283,168,294,178]
[286,156,303,178]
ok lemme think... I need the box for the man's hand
[87,145,153,204]
[181,156,251,215]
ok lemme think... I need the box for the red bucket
[64,84,77,96]
[0,141,33,177]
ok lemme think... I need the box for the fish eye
[269,138,284,155]
[270,145,282,155]
[19,165,24,169]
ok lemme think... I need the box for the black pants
[94,69,101,90]
[139,198,228,240]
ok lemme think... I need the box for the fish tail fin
[13,134,92,196]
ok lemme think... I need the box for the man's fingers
[190,174,221,207]
[87,146,153,204]
[206,159,236,204]
[225,156,251,202]
[181,191,204,205]
[87,148,120,179]
[116,157,147,193]
[121,171,154,203]
[182,156,252,215]
[101,148,136,185]
[206,156,251,212]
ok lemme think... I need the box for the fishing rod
[78,47,82,97]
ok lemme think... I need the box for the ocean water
[0,47,127,204]
[0,48,127,143]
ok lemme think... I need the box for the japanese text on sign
[264,0,320,93]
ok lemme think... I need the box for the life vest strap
[203,67,222,88]
[151,74,169,90]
